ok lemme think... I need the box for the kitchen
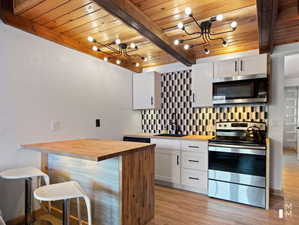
[0,0,298,225]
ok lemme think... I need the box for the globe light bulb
[178,22,184,30]
[184,44,190,50]
[87,36,94,42]
[222,40,228,47]
[130,43,136,49]
[174,40,180,45]
[185,7,192,16]
[92,46,98,52]
[231,21,238,29]
[216,14,224,21]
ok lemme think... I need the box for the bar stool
[0,167,50,225]
[34,181,92,225]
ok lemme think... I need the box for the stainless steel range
[208,121,267,208]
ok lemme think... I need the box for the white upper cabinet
[214,54,268,78]
[133,71,161,110]
[213,59,238,78]
[238,54,268,76]
[191,62,213,108]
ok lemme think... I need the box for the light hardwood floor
[37,154,299,225]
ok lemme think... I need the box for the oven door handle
[208,143,266,150]
[208,146,266,156]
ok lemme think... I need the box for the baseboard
[6,209,43,225]
[270,188,284,198]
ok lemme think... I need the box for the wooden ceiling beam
[0,7,142,73]
[93,0,196,67]
[256,0,278,53]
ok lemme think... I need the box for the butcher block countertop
[124,133,213,141]
[21,139,155,161]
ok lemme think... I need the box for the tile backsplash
[141,70,268,136]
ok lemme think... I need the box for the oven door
[212,74,268,104]
[208,145,266,178]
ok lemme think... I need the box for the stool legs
[25,178,32,225]
[62,200,70,225]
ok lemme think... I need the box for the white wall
[0,21,141,220]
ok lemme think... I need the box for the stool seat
[34,181,92,225]
[34,181,86,202]
[0,167,49,184]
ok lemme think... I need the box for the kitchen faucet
[170,113,182,135]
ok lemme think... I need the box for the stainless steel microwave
[212,74,268,105]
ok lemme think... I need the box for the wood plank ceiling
[0,0,299,72]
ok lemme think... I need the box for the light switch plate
[51,120,61,132]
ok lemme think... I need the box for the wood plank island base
[21,139,156,225]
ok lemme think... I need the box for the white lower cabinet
[152,138,208,194]
[151,139,181,185]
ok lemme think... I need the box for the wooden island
[21,139,156,225]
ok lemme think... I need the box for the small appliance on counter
[212,74,268,105]
[208,121,268,208]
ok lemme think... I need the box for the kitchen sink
[155,134,186,137]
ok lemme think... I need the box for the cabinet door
[155,149,181,184]
[191,63,213,107]
[239,54,268,76]
[214,59,238,78]
[133,72,155,109]
[151,139,181,184]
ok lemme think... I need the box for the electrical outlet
[96,119,101,128]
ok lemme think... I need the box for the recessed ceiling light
[222,40,228,47]
[143,57,148,62]
[104,57,108,62]
[116,59,121,64]
[135,62,140,67]
[204,48,210,54]
[115,39,121,45]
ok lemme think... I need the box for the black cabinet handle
[188,146,199,149]
[150,96,153,105]
[192,93,195,103]
[189,177,199,180]
[235,61,237,72]
[177,155,179,165]
[188,160,199,163]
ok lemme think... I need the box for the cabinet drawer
[151,138,180,150]
[182,169,207,191]
[181,141,207,153]
[182,152,207,171]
